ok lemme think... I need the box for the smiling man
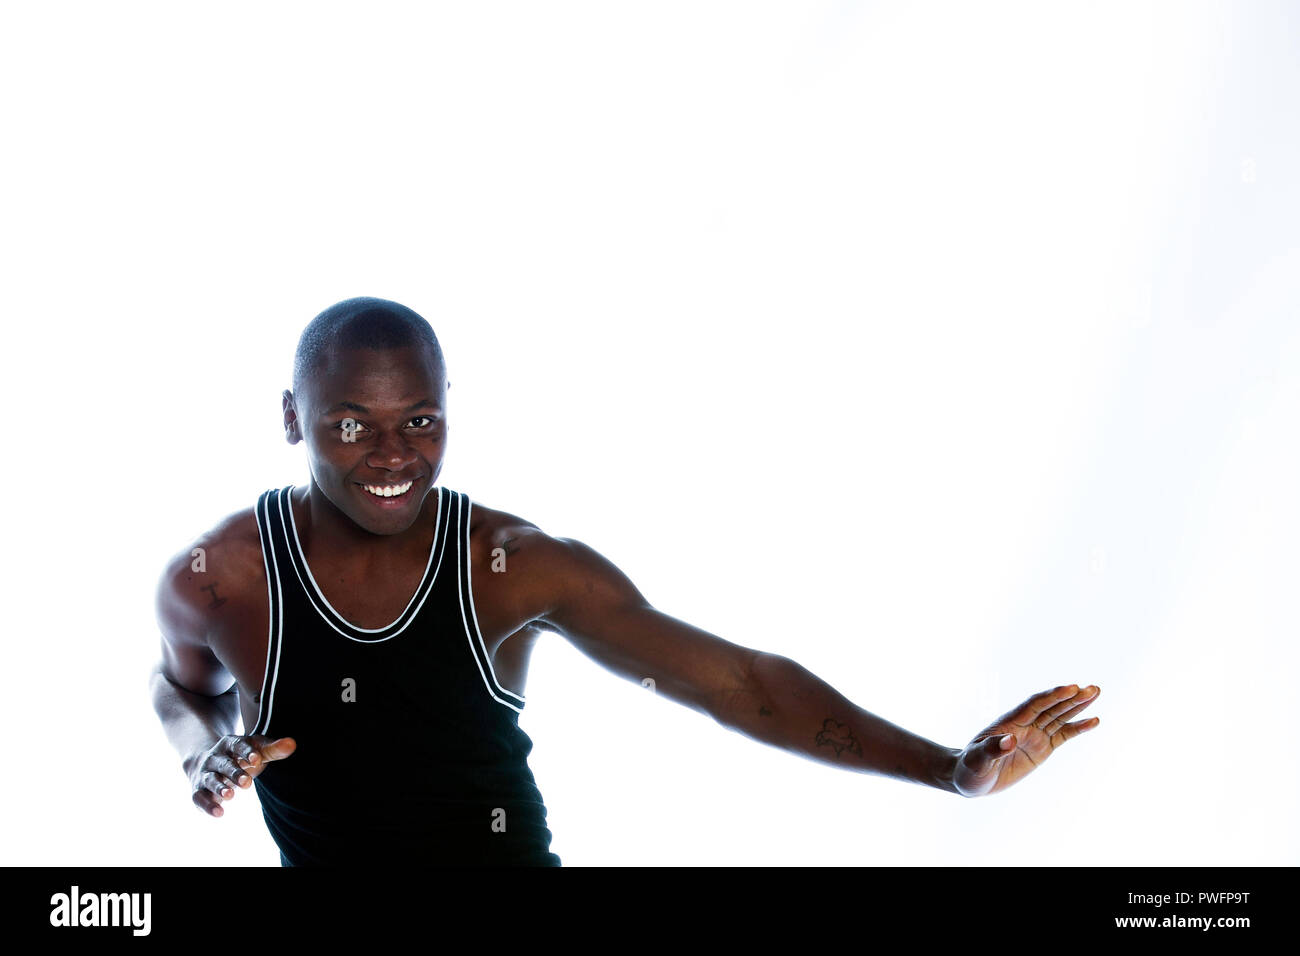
[150,296,1101,866]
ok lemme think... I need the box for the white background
[1,1,1296,866]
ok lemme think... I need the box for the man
[150,296,1101,866]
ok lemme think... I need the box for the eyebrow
[322,399,441,416]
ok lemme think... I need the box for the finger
[210,754,253,789]
[1015,684,1082,724]
[228,737,261,769]
[200,771,237,800]
[1054,716,1100,745]
[192,787,225,817]
[238,736,291,774]
[1042,686,1101,735]
[1036,685,1096,728]
[197,751,241,791]
[962,733,1015,777]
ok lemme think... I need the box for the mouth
[354,476,422,508]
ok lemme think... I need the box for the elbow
[148,662,176,715]
[148,659,176,693]
[747,651,800,691]
[709,650,791,730]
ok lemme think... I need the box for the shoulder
[462,495,570,587]
[154,494,269,647]
[464,496,559,560]
[460,493,644,621]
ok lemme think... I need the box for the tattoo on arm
[758,705,773,717]
[814,718,864,758]
[200,582,227,611]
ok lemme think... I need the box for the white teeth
[363,480,413,498]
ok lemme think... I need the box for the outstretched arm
[720,656,1099,796]
[533,536,1099,796]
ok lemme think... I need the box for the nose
[366,431,418,471]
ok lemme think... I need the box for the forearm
[149,663,239,775]
[713,652,961,793]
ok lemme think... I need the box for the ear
[282,389,301,444]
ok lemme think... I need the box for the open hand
[952,684,1099,797]
[186,734,297,817]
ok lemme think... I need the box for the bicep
[154,550,236,698]
[538,539,757,717]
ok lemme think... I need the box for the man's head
[284,297,448,535]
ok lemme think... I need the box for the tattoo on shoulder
[758,705,773,717]
[200,582,228,611]
[814,718,863,758]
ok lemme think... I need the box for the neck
[295,480,437,565]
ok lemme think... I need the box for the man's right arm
[151,543,293,817]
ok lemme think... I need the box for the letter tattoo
[199,582,227,611]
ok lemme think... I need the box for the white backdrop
[2,0,1296,866]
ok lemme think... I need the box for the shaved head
[293,297,445,406]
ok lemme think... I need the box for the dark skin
[151,344,1100,828]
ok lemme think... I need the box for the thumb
[251,736,297,762]
[964,733,1015,777]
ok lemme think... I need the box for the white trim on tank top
[253,488,285,736]
[283,483,446,642]
[458,494,527,712]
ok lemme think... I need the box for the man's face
[284,345,448,535]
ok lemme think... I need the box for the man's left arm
[536,536,1100,798]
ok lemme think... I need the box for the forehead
[307,346,445,405]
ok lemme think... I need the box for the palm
[952,684,1100,797]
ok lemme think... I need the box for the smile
[358,479,416,498]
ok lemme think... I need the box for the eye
[408,417,433,428]
[334,421,367,432]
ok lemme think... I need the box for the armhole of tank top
[458,493,527,713]
[252,488,283,736]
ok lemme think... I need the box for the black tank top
[250,484,561,866]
